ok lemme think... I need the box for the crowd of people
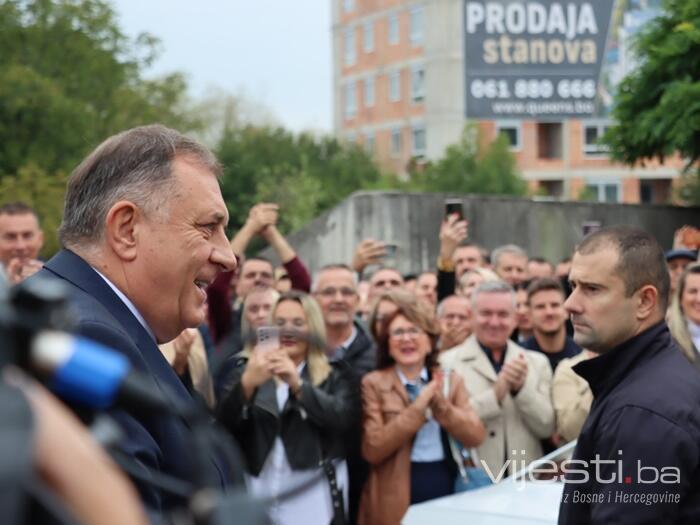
[1,124,699,525]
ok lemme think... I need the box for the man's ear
[635,285,659,321]
[104,201,141,262]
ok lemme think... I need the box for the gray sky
[111,0,332,132]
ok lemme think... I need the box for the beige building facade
[332,0,682,204]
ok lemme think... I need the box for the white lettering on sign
[466,2,598,40]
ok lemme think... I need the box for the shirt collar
[340,324,358,350]
[478,340,508,372]
[396,366,428,386]
[92,267,157,343]
[573,321,668,397]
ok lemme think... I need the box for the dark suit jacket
[32,249,227,512]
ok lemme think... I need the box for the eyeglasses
[389,326,423,339]
[317,287,357,298]
[442,313,469,322]
[374,279,402,288]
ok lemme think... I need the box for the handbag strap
[322,459,346,525]
[442,371,468,480]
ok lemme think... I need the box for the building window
[388,13,399,45]
[389,70,401,102]
[363,20,374,53]
[411,66,425,103]
[364,76,375,107]
[344,28,356,66]
[346,131,357,144]
[584,181,620,203]
[343,0,354,13]
[496,121,522,150]
[391,128,402,156]
[537,122,563,159]
[365,132,375,153]
[410,6,424,46]
[344,81,357,119]
[583,122,611,156]
[412,125,426,156]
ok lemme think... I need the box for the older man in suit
[30,125,237,513]
[441,280,555,479]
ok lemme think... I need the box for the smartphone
[445,199,463,220]
[582,221,602,237]
[384,243,399,258]
[256,326,280,352]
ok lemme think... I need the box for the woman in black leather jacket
[217,291,360,525]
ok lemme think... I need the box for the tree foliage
[216,123,525,236]
[405,124,527,196]
[603,0,700,203]
[216,126,385,233]
[0,0,200,177]
[0,0,203,254]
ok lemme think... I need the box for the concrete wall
[260,191,699,276]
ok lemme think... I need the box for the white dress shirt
[92,267,157,342]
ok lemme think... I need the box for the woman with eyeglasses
[358,301,485,525]
[217,291,360,525]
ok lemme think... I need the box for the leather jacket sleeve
[294,362,361,434]
[215,358,250,431]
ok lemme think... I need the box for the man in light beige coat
[441,280,555,479]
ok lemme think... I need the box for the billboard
[464,0,616,119]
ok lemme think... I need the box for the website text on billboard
[464,1,615,119]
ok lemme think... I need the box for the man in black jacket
[313,264,376,376]
[313,263,376,524]
[558,226,700,524]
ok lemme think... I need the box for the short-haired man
[521,278,581,372]
[666,248,698,296]
[313,263,375,525]
[558,226,700,524]
[313,264,376,377]
[206,202,311,345]
[513,284,533,343]
[527,257,554,280]
[437,294,472,351]
[415,271,438,308]
[0,202,44,284]
[31,125,237,511]
[441,281,555,477]
[368,266,404,300]
[435,213,486,301]
[492,244,528,287]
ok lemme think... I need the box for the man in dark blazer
[31,125,237,513]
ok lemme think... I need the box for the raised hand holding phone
[256,326,280,353]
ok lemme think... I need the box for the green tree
[603,0,700,203]
[0,164,67,257]
[216,126,385,233]
[406,124,527,196]
[0,0,200,178]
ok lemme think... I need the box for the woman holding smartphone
[358,300,485,525]
[217,291,360,525]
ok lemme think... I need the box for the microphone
[32,331,181,416]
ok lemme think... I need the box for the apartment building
[332,0,682,204]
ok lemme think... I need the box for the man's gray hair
[311,264,358,293]
[491,244,528,269]
[59,124,221,248]
[436,294,470,318]
[471,280,516,310]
